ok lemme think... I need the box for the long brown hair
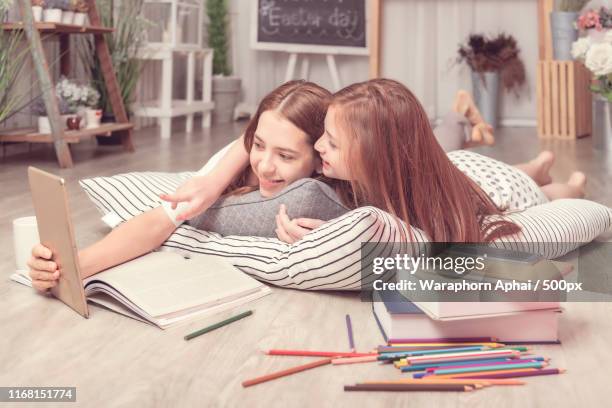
[331,78,520,243]
[226,80,332,194]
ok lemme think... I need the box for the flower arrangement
[55,76,100,110]
[73,0,88,13]
[457,33,526,95]
[31,96,70,116]
[577,7,612,31]
[44,0,66,9]
[572,34,612,102]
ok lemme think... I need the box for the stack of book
[372,290,561,342]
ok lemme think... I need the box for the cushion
[80,171,612,291]
[188,178,348,237]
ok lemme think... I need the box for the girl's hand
[27,244,60,292]
[159,175,223,221]
[275,204,325,243]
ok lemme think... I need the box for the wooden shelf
[0,122,133,143]
[2,22,113,34]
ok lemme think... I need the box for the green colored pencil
[184,310,253,341]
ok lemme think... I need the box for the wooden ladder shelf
[0,0,134,168]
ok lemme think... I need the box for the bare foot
[529,151,555,186]
[567,171,587,198]
[453,90,484,126]
[472,123,495,146]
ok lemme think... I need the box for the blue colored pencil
[401,356,546,373]
[429,361,547,376]
[400,358,511,372]
[345,314,355,352]
[378,346,489,361]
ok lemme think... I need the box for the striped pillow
[80,172,612,290]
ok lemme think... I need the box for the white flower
[585,42,612,77]
[572,37,592,60]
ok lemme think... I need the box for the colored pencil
[437,368,539,379]
[399,358,512,371]
[456,368,566,379]
[331,355,378,365]
[424,358,548,372]
[364,379,525,386]
[378,346,490,360]
[425,361,548,376]
[405,350,520,365]
[344,383,474,392]
[388,337,496,344]
[242,358,332,387]
[501,340,561,345]
[184,310,252,341]
[345,314,355,352]
[387,342,504,348]
[378,344,504,353]
[265,350,376,358]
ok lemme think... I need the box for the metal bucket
[471,71,499,129]
[593,97,612,152]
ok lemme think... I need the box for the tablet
[28,167,89,318]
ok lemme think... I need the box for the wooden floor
[1,123,611,407]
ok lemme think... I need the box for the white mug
[13,216,40,273]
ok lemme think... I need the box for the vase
[471,71,500,129]
[43,8,62,23]
[85,108,102,129]
[592,97,612,152]
[550,11,579,61]
[73,12,87,26]
[31,6,43,22]
[37,116,51,134]
[212,76,242,124]
[61,11,74,25]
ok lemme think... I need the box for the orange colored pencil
[265,349,376,358]
[331,355,379,365]
[242,358,332,387]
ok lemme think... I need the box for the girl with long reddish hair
[275,79,587,243]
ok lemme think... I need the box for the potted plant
[577,7,612,43]
[43,0,64,23]
[31,0,44,22]
[572,34,612,151]
[457,33,526,129]
[550,0,589,60]
[207,0,241,124]
[78,0,149,144]
[31,96,70,134]
[72,0,87,26]
[0,0,12,23]
[0,25,31,125]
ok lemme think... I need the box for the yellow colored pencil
[434,368,539,379]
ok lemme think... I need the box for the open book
[11,251,271,329]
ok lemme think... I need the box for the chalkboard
[251,0,369,55]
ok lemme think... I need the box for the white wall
[230,0,545,125]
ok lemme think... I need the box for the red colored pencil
[242,358,332,387]
[388,337,495,344]
[457,368,566,379]
[265,349,376,358]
